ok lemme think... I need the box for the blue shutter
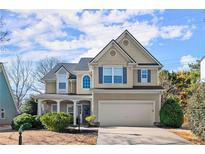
[148,70,151,83]
[99,67,103,84]
[138,69,141,83]
[123,67,127,84]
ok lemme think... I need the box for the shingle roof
[42,63,77,80]
[75,58,93,71]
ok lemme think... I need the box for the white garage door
[98,100,155,126]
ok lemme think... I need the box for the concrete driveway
[97,127,191,145]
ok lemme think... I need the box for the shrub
[32,115,44,129]
[40,112,72,132]
[188,83,205,140]
[20,97,37,115]
[12,113,34,130]
[160,98,184,128]
[85,115,96,124]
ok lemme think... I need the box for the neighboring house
[34,30,164,126]
[0,62,18,125]
[200,56,205,82]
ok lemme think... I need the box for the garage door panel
[99,101,154,126]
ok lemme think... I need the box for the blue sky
[0,9,205,71]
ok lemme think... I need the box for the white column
[57,101,60,113]
[73,100,77,125]
[38,100,42,115]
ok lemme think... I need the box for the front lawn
[0,129,97,145]
[169,129,205,145]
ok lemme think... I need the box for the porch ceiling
[32,94,92,101]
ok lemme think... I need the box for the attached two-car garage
[98,100,155,126]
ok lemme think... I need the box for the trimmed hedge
[40,112,72,132]
[160,98,183,128]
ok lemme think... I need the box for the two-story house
[200,56,205,82]
[34,30,164,126]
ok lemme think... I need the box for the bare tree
[0,16,10,51]
[8,56,34,108]
[32,57,59,93]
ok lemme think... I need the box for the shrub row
[12,112,73,132]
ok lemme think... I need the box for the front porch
[33,94,93,126]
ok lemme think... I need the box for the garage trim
[98,100,156,126]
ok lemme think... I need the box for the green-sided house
[0,62,18,125]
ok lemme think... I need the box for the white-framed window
[82,75,91,89]
[141,69,148,83]
[0,109,5,119]
[103,66,123,84]
[67,104,73,115]
[51,104,57,112]
[57,67,68,93]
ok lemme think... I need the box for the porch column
[38,100,42,115]
[73,100,77,125]
[57,100,60,113]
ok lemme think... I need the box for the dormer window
[57,67,68,93]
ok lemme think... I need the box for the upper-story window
[82,75,91,89]
[1,109,5,119]
[57,68,67,93]
[103,67,123,84]
[141,69,148,83]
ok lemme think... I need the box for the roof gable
[116,30,163,67]
[43,63,77,80]
[90,40,136,64]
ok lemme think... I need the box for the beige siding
[68,79,76,94]
[45,81,56,94]
[93,92,161,122]
[133,68,158,86]
[98,47,128,66]
[118,35,156,63]
[76,73,92,94]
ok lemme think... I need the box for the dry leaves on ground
[169,129,205,145]
[0,130,97,145]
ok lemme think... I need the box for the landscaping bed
[0,129,98,145]
[169,129,205,145]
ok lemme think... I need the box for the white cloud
[0,10,196,64]
[178,55,198,70]
[159,25,193,40]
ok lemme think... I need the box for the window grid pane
[83,75,91,88]
[52,105,57,112]
[114,68,123,83]
[59,83,66,89]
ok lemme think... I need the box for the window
[103,67,112,83]
[67,105,73,116]
[51,104,57,112]
[58,74,66,90]
[82,75,91,89]
[141,69,148,83]
[114,68,123,83]
[103,67,123,84]
[1,109,5,119]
